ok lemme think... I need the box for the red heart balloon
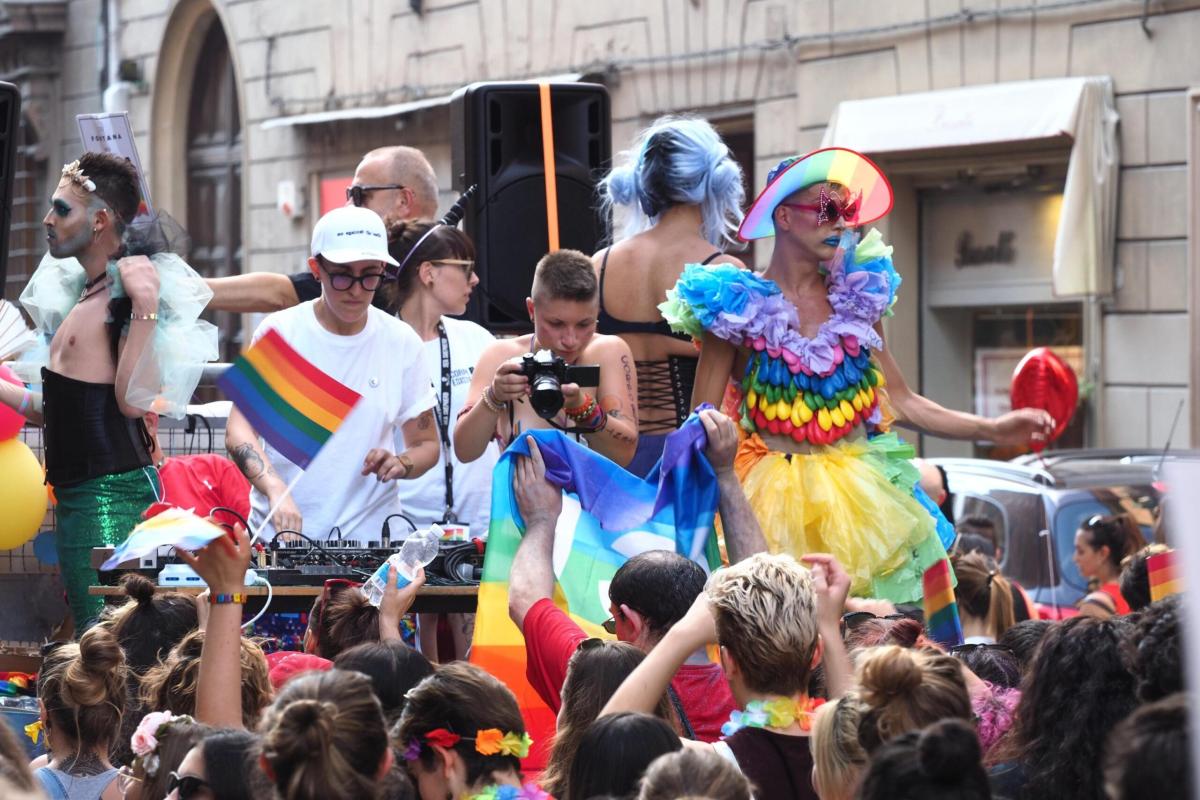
[1010,347,1077,451]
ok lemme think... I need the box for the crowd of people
[0,112,1187,799]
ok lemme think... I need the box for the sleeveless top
[598,249,723,433]
[660,229,902,447]
[35,766,118,800]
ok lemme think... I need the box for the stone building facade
[5,0,1198,452]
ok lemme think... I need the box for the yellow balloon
[830,407,846,428]
[817,407,833,432]
[0,439,46,550]
[746,388,758,409]
[840,399,855,421]
[798,402,814,423]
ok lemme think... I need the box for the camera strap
[434,321,456,523]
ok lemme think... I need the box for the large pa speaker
[451,81,610,331]
[0,83,20,296]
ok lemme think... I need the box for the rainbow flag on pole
[216,328,361,469]
[923,559,964,649]
[471,419,721,769]
[1148,550,1181,602]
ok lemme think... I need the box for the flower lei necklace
[721,696,826,737]
[468,783,550,800]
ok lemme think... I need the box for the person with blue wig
[661,148,1055,602]
[593,115,747,476]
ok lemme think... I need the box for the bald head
[352,146,439,221]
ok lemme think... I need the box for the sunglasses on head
[578,637,606,653]
[312,578,362,637]
[949,643,1015,657]
[345,183,406,208]
[779,186,861,226]
[166,771,210,800]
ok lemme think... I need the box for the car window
[1053,486,1161,593]
[955,488,1047,588]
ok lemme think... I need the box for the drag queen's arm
[113,256,161,418]
[690,332,737,410]
[874,323,1054,446]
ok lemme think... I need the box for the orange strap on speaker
[538,81,560,251]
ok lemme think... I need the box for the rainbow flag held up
[923,559,963,649]
[1148,550,1182,602]
[471,417,722,769]
[216,328,361,469]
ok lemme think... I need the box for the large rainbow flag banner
[216,328,361,469]
[471,417,722,769]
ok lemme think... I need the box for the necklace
[721,696,825,737]
[468,783,549,800]
[78,273,110,303]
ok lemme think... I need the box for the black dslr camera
[520,350,601,419]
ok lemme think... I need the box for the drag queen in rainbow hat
[661,148,1055,601]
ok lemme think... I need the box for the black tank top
[42,368,153,487]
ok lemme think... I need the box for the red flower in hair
[424,728,461,749]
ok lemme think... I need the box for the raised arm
[700,409,767,563]
[454,342,518,463]
[225,404,303,534]
[178,524,252,729]
[802,553,853,699]
[507,438,562,630]
[113,256,160,418]
[874,323,1054,446]
[575,337,638,467]
[690,332,736,410]
[205,273,300,314]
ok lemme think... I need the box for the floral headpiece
[130,711,195,777]
[403,727,533,761]
[61,160,97,193]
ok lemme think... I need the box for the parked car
[930,450,1186,615]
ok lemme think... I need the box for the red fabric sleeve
[523,598,587,713]
[212,456,252,522]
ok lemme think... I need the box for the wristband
[209,593,246,605]
[130,312,159,322]
[17,389,30,415]
[481,386,508,413]
[396,452,415,478]
[563,393,595,418]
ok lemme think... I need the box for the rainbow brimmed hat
[737,147,893,242]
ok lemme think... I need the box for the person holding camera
[454,249,639,468]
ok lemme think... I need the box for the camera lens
[529,373,564,419]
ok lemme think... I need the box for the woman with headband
[594,116,746,476]
[662,148,1055,602]
[385,212,497,660]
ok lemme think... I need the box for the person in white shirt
[226,206,438,541]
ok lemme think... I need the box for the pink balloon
[0,365,26,440]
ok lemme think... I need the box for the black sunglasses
[318,261,388,292]
[167,771,210,799]
[346,183,406,207]
[949,643,1015,656]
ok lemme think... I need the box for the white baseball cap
[310,206,399,266]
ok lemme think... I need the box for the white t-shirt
[247,302,435,541]
[396,317,500,534]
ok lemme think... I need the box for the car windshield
[1053,486,1161,594]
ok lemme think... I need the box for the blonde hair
[952,552,1016,640]
[811,693,868,800]
[140,629,273,728]
[707,553,818,696]
[856,646,972,753]
[636,747,753,800]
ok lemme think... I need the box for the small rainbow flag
[1148,550,1181,602]
[923,559,963,649]
[216,328,361,469]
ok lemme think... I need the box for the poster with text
[76,112,155,223]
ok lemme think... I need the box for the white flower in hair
[61,160,97,193]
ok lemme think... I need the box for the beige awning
[260,72,585,130]
[822,77,1119,297]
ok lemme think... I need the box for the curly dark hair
[997,619,1054,674]
[1103,693,1192,800]
[1128,596,1183,703]
[998,615,1137,798]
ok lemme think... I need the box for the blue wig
[599,115,745,248]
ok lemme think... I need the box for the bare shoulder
[478,334,529,367]
[708,253,747,270]
[584,332,633,363]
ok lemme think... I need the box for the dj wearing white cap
[226,206,438,541]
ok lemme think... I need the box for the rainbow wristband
[17,389,30,415]
[209,593,247,605]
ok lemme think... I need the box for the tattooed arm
[378,408,439,481]
[225,404,302,533]
[586,336,639,467]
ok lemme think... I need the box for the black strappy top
[597,250,724,433]
[597,249,724,339]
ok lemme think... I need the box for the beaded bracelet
[209,593,246,605]
[564,394,596,420]
[130,312,159,322]
[481,386,508,414]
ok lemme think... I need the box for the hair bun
[917,719,981,781]
[860,646,923,701]
[120,572,157,606]
[63,626,126,708]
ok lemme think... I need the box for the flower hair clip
[61,160,97,193]
[403,727,534,761]
[130,711,195,777]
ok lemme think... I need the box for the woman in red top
[1074,514,1146,617]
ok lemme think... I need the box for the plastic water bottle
[364,525,442,607]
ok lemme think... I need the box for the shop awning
[822,77,1119,297]
[259,72,585,130]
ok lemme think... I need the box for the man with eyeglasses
[205,146,440,313]
[225,206,440,540]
